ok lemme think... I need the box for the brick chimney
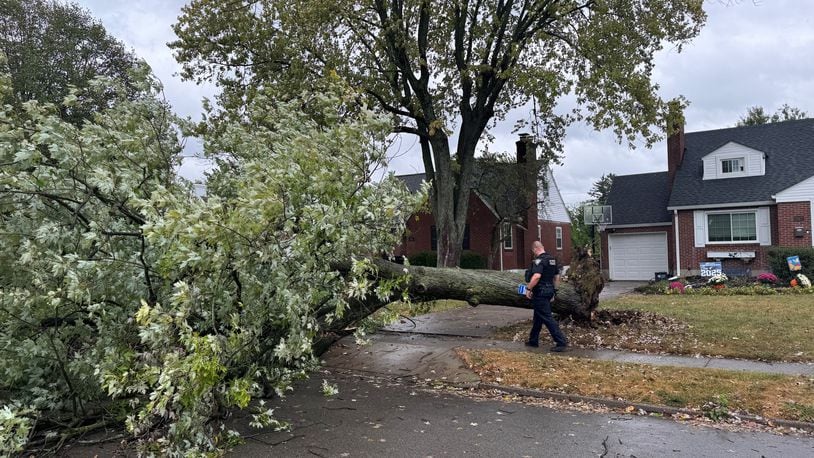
[516,133,535,163]
[667,116,685,191]
[516,134,539,264]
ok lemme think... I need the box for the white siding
[701,142,765,180]
[775,176,814,202]
[538,169,571,223]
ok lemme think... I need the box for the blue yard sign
[787,256,802,272]
[700,262,722,277]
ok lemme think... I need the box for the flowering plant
[668,281,685,293]
[757,273,778,284]
[795,274,811,288]
[706,273,728,285]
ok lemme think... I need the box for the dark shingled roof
[395,161,539,216]
[668,118,814,207]
[605,172,672,225]
[396,173,427,193]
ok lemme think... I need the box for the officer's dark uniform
[526,252,567,348]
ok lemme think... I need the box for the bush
[767,247,814,283]
[634,281,670,295]
[757,272,778,284]
[408,251,437,267]
[460,251,487,269]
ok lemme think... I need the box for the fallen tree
[0,71,603,455]
[314,253,605,354]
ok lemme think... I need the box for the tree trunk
[316,258,604,354]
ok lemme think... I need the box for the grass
[457,348,814,422]
[601,294,814,361]
[494,294,814,362]
[372,299,468,322]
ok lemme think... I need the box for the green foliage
[736,104,808,127]
[170,0,705,266]
[568,202,593,250]
[587,173,615,205]
[0,0,141,124]
[408,251,437,267]
[0,67,423,454]
[702,395,730,422]
[767,247,814,282]
[460,251,487,270]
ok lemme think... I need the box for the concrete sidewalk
[356,296,814,379]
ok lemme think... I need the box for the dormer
[702,141,766,180]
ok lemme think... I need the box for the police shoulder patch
[534,259,541,265]
[549,259,556,265]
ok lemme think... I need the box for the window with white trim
[555,226,563,250]
[707,211,757,242]
[721,157,744,174]
[502,222,513,250]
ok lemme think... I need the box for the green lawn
[599,294,814,361]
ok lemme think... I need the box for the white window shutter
[694,211,706,247]
[757,207,771,246]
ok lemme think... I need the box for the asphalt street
[225,370,814,457]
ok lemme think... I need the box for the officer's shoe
[524,341,539,348]
[549,345,568,352]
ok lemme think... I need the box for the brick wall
[539,220,572,266]
[396,194,497,264]
[676,210,770,276]
[776,201,812,247]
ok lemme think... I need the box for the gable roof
[605,171,672,225]
[668,118,814,208]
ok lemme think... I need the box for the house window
[502,222,513,250]
[707,212,757,242]
[555,226,563,250]
[431,224,470,251]
[721,158,744,174]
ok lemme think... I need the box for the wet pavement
[225,372,814,458]
[66,280,814,457]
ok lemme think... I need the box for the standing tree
[0,0,140,124]
[170,0,706,267]
[736,104,808,127]
[587,172,615,204]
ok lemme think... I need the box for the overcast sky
[76,0,814,206]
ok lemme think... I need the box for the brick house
[601,119,814,280]
[396,135,572,270]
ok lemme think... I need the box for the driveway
[599,280,645,300]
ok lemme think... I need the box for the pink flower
[669,281,685,293]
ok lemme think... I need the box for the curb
[477,382,814,433]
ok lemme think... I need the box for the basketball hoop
[583,205,612,226]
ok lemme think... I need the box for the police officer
[524,241,568,351]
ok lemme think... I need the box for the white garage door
[608,233,668,281]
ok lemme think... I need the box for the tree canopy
[0,61,423,454]
[0,0,140,124]
[736,104,808,127]
[170,0,706,267]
